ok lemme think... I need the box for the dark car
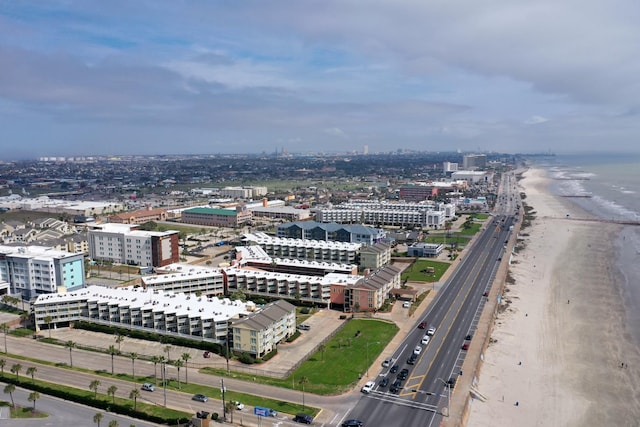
[379,377,389,388]
[342,420,364,427]
[390,364,399,373]
[418,321,427,329]
[397,368,409,380]
[390,379,403,394]
[293,413,313,424]
[462,342,470,350]
[465,334,473,341]
[447,375,458,388]
[407,354,417,365]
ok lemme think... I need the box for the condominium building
[242,232,361,263]
[276,221,385,244]
[315,207,447,229]
[359,242,392,270]
[231,299,296,357]
[0,245,85,299]
[87,223,179,267]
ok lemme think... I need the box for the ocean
[535,153,640,347]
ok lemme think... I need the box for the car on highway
[427,326,436,336]
[413,345,422,355]
[293,414,314,424]
[382,358,392,367]
[397,368,409,380]
[407,353,417,365]
[379,377,389,388]
[418,321,427,329]
[141,383,155,392]
[390,379,403,394]
[342,419,364,427]
[421,335,430,345]
[361,380,376,394]
[192,394,208,402]
[390,364,399,373]
[233,401,245,410]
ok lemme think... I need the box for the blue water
[535,153,640,346]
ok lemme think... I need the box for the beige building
[182,206,252,228]
[231,299,296,357]
[359,242,392,270]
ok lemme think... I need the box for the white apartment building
[33,285,252,343]
[316,208,446,228]
[87,223,179,267]
[242,232,361,263]
[142,264,226,295]
[0,245,85,299]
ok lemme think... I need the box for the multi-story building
[242,232,361,264]
[0,245,85,299]
[231,299,296,357]
[108,206,168,224]
[462,154,487,170]
[181,207,252,228]
[87,223,179,267]
[32,285,253,344]
[407,243,444,258]
[235,246,357,276]
[359,242,392,270]
[219,186,268,199]
[142,264,226,296]
[330,265,402,312]
[315,207,447,229]
[276,221,384,244]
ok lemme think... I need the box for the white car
[402,301,411,308]
[427,326,436,336]
[361,381,376,394]
[413,345,422,355]
[382,358,392,368]
[233,401,245,410]
[421,335,430,345]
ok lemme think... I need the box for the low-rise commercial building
[182,206,252,228]
[407,242,444,258]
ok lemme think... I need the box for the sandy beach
[466,168,640,427]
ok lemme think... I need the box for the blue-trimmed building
[276,221,385,244]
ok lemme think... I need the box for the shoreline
[466,167,640,426]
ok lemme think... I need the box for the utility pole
[221,378,227,421]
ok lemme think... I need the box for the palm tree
[93,412,103,427]
[26,366,37,382]
[151,355,161,386]
[129,352,138,380]
[299,376,309,411]
[129,388,140,411]
[65,340,76,367]
[318,344,326,361]
[0,358,5,374]
[3,383,15,408]
[225,400,236,424]
[28,391,40,410]
[89,379,101,398]
[171,359,183,389]
[19,311,30,327]
[1,323,8,354]
[10,363,22,381]
[107,345,118,375]
[108,420,119,427]
[44,315,53,338]
[115,334,124,352]
[181,353,191,384]
[107,385,118,404]
[163,345,172,362]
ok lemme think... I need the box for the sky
[1,1,640,159]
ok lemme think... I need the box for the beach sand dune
[466,168,640,427]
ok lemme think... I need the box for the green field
[401,259,450,282]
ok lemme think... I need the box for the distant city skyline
[1,1,640,160]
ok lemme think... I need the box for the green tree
[89,379,101,398]
[3,383,15,408]
[181,353,191,384]
[173,359,183,389]
[26,366,37,382]
[115,334,124,352]
[107,385,118,404]
[299,376,309,411]
[0,358,5,374]
[1,323,8,354]
[108,345,118,375]
[151,355,162,386]
[28,391,40,409]
[108,420,119,427]
[10,362,22,380]
[65,340,76,367]
[225,400,236,424]
[44,315,53,338]
[163,345,172,362]
[129,388,140,411]
[318,344,326,361]
[93,412,103,427]
[129,352,138,380]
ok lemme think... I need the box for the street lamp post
[366,341,380,377]
[436,378,451,417]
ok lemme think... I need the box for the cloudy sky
[1,1,639,159]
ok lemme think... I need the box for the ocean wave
[590,194,639,220]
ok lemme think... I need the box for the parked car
[427,326,436,336]
[447,375,458,388]
[421,335,430,345]
[390,364,400,373]
[462,342,470,350]
[361,380,376,394]
[293,414,313,424]
[141,383,155,392]
[203,351,211,358]
[418,321,427,329]
[465,334,473,341]
[379,377,389,388]
[342,420,364,427]
[297,324,311,331]
[402,301,411,308]
[233,401,245,410]
[192,394,208,402]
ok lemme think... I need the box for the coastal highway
[343,214,516,427]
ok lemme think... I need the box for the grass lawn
[202,318,398,396]
[401,260,450,282]
[458,222,482,235]
[424,234,471,246]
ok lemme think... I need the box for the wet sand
[466,168,640,426]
